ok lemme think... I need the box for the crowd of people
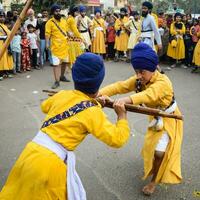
[0,2,200,84]
[0,1,191,199]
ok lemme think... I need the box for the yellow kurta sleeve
[114,19,121,31]
[45,20,51,39]
[67,16,81,38]
[100,76,136,96]
[170,23,177,35]
[41,91,64,114]
[41,95,55,114]
[86,107,130,148]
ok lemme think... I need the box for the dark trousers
[107,42,115,59]
[184,40,194,66]
[32,49,38,68]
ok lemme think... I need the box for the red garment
[107,26,115,43]
[191,25,200,43]
[167,18,173,29]
[21,39,31,71]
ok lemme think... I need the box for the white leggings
[155,132,170,152]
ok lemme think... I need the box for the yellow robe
[66,15,83,65]
[0,90,130,199]
[167,22,185,60]
[45,17,69,59]
[192,32,200,66]
[100,71,183,184]
[124,19,141,49]
[114,17,129,51]
[151,13,158,27]
[91,17,106,54]
[0,23,13,71]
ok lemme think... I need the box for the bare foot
[142,182,156,196]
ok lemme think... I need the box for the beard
[142,11,148,17]
[54,14,61,20]
[120,14,125,19]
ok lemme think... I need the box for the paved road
[0,61,200,200]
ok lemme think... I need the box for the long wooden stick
[0,0,34,60]
[42,90,183,120]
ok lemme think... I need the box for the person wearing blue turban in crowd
[114,7,129,62]
[139,1,162,51]
[100,42,183,196]
[91,8,106,55]
[66,5,83,65]
[76,5,92,51]
[0,53,130,199]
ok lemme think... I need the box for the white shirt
[24,18,37,29]
[27,32,38,49]
[141,14,161,45]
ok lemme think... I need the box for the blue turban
[94,8,101,15]
[51,4,61,14]
[79,5,86,13]
[72,53,105,94]
[131,43,158,72]
[142,1,153,10]
[120,7,127,13]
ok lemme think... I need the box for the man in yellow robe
[45,4,70,89]
[114,7,129,61]
[91,8,106,55]
[100,42,183,196]
[0,10,14,80]
[0,53,130,199]
[67,6,83,65]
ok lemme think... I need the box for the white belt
[0,35,7,40]
[32,131,86,200]
[140,31,153,38]
[176,34,183,39]
[94,27,103,38]
[148,101,177,131]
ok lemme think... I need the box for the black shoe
[60,76,70,82]
[191,67,198,73]
[51,81,60,89]
[34,66,41,70]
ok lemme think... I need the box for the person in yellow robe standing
[67,6,83,66]
[99,43,183,196]
[167,13,186,68]
[91,8,106,55]
[45,4,70,89]
[0,53,130,199]
[0,10,14,80]
[114,8,129,61]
